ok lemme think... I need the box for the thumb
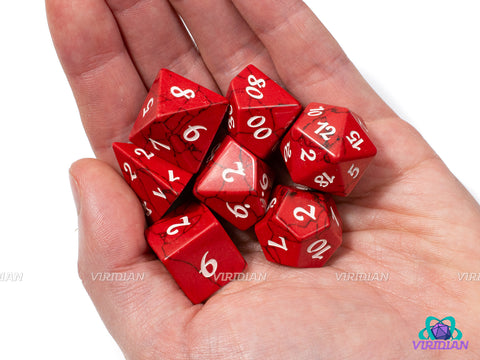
[69,158,195,358]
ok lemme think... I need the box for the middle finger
[168,0,280,93]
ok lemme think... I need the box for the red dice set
[113,65,377,303]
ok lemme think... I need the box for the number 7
[268,236,288,251]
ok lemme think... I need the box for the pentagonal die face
[194,136,274,230]
[227,64,302,160]
[280,103,377,196]
[129,68,229,173]
[255,185,342,267]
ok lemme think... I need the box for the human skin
[46,0,480,358]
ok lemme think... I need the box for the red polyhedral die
[145,202,247,304]
[255,185,342,268]
[280,103,377,196]
[193,136,274,230]
[227,64,302,160]
[112,142,193,223]
[129,68,229,174]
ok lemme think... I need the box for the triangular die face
[157,68,227,114]
[112,142,193,220]
[340,112,377,162]
[230,64,301,110]
[297,104,349,164]
[194,137,256,200]
[112,142,192,193]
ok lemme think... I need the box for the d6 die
[255,185,342,268]
[193,136,274,230]
[129,68,229,173]
[281,103,377,196]
[146,202,246,304]
[113,142,192,223]
[227,64,302,160]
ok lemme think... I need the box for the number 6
[199,251,218,278]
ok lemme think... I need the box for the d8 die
[255,185,342,268]
[193,136,274,230]
[281,103,377,196]
[227,64,302,160]
[145,202,247,304]
[113,142,192,223]
[129,68,229,173]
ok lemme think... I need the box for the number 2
[166,216,190,235]
[123,163,137,181]
[293,205,316,222]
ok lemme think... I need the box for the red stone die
[226,64,302,160]
[129,68,229,174]
[112,142,192,223]
[193,136,274,230]
[255,185,342,268]
[280,103,377,196]
[145,202,247,304]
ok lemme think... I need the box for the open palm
[47,0,480,358]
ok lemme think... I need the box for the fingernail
[69,170,81,215]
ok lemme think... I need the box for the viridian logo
[413,316,468,350]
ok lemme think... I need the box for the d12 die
[145,202,247,304]
[281,103,377,196]
[255,185,342,268]
[113,142,192,223]
[227,64,302,160]
[129,68,229,173]
[193,136,274,230]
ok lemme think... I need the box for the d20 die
[113,142,192,223]
[145,202,247,304]
[129,68,229,173]
[281,103,377,196]
[193,136,274,230]
[255,185,342,268]
[227,64,302,160]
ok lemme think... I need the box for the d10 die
[280,103,377,196]
[145,202,247,304]
[255,185,342,268]
[193,136,274,230]
[113,142,192,223]
[129,68,229,173]
[227,64,302,160]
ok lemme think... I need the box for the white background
[0,1,479,359]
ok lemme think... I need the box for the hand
[47,0,480,358]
